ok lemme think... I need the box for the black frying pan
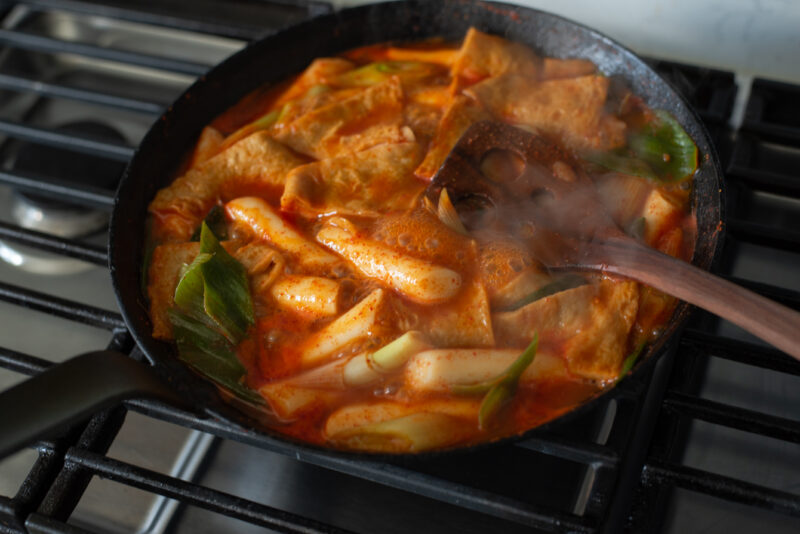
[0,0,723,459]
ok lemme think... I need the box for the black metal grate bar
[0,28,210,75]
[16,0,332,41]
[0,280,124,329]
[515,434,619,468]
[727,219,800,252]
[644,58,737,124]
[726,165,800,198]
[0,222,108,266]
[1,494,26,534]
[642,460,800,517]
[65,448,357,534]
[663,390,800,443]
[8,448,71,533]
[0,330,127,378]
[24,514,95,534]
[0,73,165,115]
[124,398,596,533]
[16,0,260,41]
[0,346,50,375]
[0,120,134,162]
[0,170,116,210]
[740,123,800,146]
[681,329,800,376]
[33,407,126,524]
[742,78,800,144]
[2,448,67,534]
[725,132,800,197]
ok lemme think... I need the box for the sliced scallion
[169,221,261,405]
[191,205,228,242]
[333,61,437,88]
[585,109,698,183]
[618,341,646,379]
[452,334,539,430]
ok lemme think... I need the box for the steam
[445,148,627,272]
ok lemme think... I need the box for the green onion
[618,341,646,379]
[368,331,428,372]
[452,334,539,430]
[341,331,428,388]
[630,110,698,182]
[197,223,254,342]
[173,252,216,327]
[329,412,467,453]
[221,107,283,150]
[169,222,261,405]
[169,309,263,405]
[501,274,586,311]
[191,205,228,242]
[584,150,657,181]
[478,382,515,430]
[585,109,698,183]
[333,61,437,87]
[306,83,330,97]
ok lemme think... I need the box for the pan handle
[0,351,188,459]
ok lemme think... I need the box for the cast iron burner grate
[0,2,798,533]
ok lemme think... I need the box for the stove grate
[0,2,798,534]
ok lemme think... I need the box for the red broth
[146,29,696,452]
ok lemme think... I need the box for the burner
[1,121,126,274]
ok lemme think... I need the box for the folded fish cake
[466,73,626,151]
[451,27,541,89]
[493,280,640,381]
[147,240,284,340]
[148,242,201,340]
[414,280,495,348]
[281,139,423,218]
[149,131,305,242]
[274,77,406,160]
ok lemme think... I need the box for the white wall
[330,0,800,83]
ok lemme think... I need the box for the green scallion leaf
[478,382,514,431]
[584,109,698,183]
[618,341,646,379]
[174,252,213,321]
[478,334,538,430]
[451,334,539,430]
[450,375,504,396]
[584,150,657,181]
[333,61,437,87]
[191,205,228,242]
[629,110,697,182]
[197,223,254,342]
[221,108,282,150]
[168,222,261,405]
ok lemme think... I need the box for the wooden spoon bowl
[431,121,800,360]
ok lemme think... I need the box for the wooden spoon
[429,121,800,360]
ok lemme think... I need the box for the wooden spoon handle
[583,240,800,360]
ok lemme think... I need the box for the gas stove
[0,1,798,533]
